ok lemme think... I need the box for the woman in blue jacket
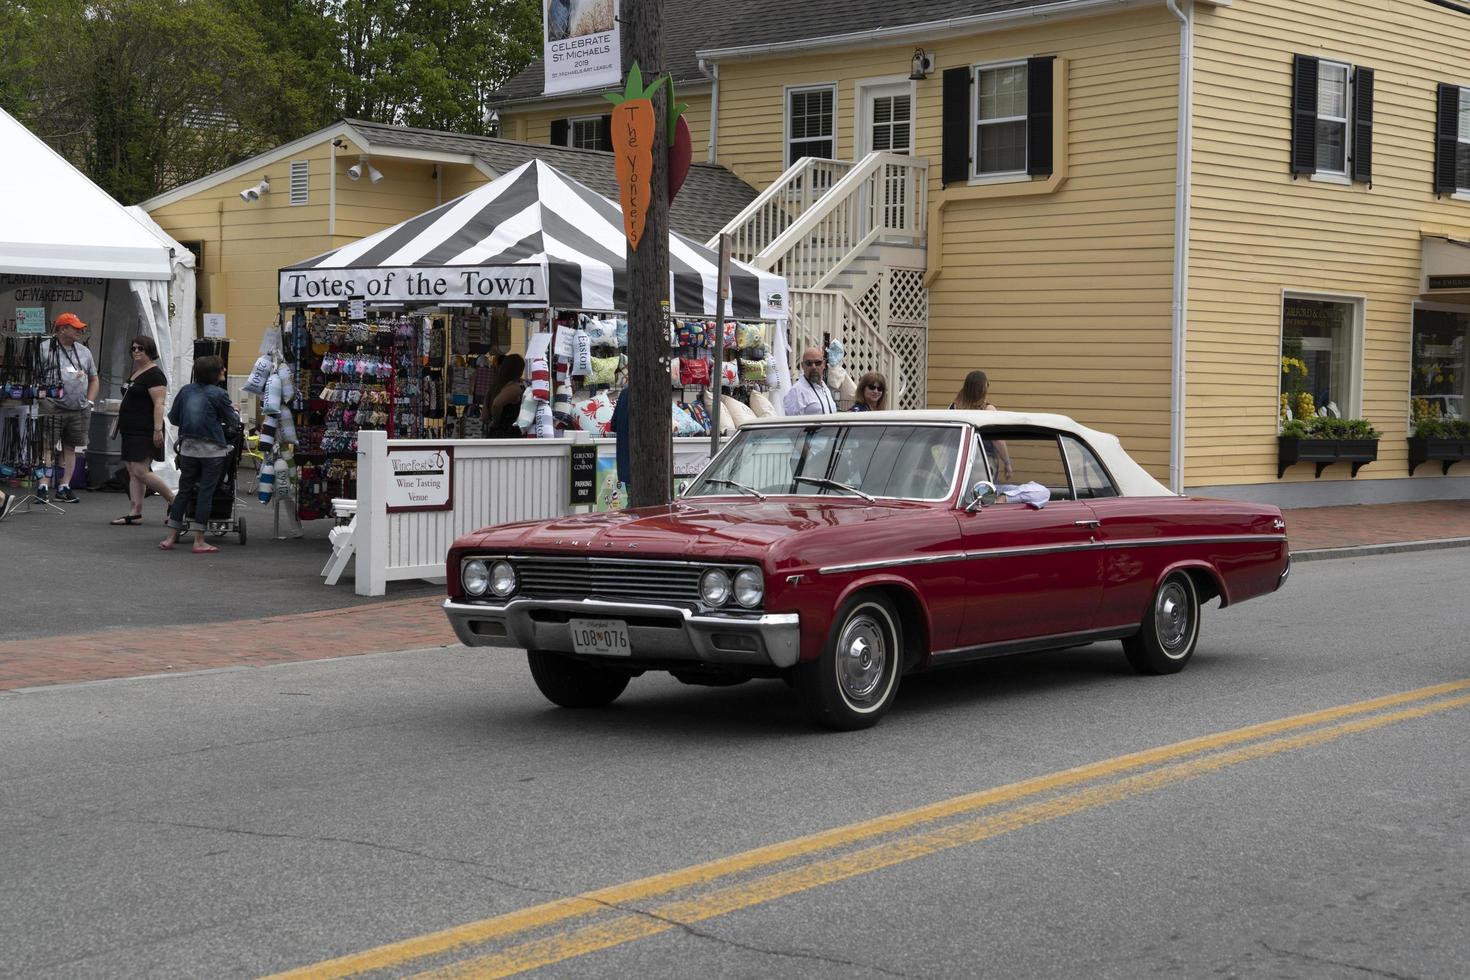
[159,355,239,554]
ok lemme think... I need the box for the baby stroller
[199,429,248,546]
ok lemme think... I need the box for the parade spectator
[951,370,1012,480]
[37,312,98,503]
[782,346,837,415]
[159,356,238,554]
[850,372,888,412]
[481,353,526,438]
[111,335,175,525]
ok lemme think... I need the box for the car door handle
[1074,519,1101,528]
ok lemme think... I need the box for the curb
[1291,535,1470,563]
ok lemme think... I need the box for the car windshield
[687,423,964,501]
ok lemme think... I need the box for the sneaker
[35,484,48,504]
[57,486,81,503]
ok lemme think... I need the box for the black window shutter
[1027,56,1056,177]
[597,114,613,151]
[1434,83,1461,195]
[1351,67,1374,185]
[550,118,569,147]
[1291,54,1319,175]
[941,66,973,186]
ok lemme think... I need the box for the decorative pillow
[722,360,739,387]
[533,401,556,439]
[748,390,776,418]
[616,318,629,348]
[554,326,576,358]
[676,319,708,348]
[574,392,615,435]
[671,402,703,436]
[586,316,618,347]
[516,387,537,430]
[740,359,766,382]
[736,324,765,349]
[679,356,711,387]
[721,393,757,428]
[553,381,575,428]
[589,353,625,387]
[721,321,737,348]
[243,355,273,395]
[572,330,593,378]
[685,399,712,434]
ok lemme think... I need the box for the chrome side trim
[818,552,968,575]
[1105,534,1287,548]
[931,625,1139,664]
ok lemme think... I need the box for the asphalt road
[3,549,1468,979]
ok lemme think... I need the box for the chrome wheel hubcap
[837,613,888,703]
[1155,581,1192,655]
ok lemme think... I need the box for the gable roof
[344,119,759,243]
[142,118,758,243]
[491,0,1101,105]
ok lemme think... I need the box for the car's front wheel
[526,650,631,708]
[796,593,902,730]
[1122,571,1200,674]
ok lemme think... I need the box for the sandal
[192,544,220,554]
[111,514,143,526]
[158,541,175,551]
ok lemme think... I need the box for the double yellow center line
[269,679,1470,979]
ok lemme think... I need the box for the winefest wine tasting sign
[386,446,454,512]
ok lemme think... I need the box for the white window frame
[853,76,917,158]
[289,159,309,206]
[1408,301,1470,427]
[972,59,1029,179]
[1278,290,1366,425]
[1311,59,1352,180]
[1458,85,1470,195]
[567,115,603,150]
[784,83,837,167]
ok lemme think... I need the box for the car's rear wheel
[526,650,631,708]
[796,593,902,730]
[1122,571,1200,675]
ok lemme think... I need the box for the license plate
[568,618,631,656]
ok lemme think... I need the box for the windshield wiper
[793,476,876,501]
[704,478,767,500]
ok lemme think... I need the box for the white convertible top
[742,409,1175,498]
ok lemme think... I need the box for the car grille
[513,558,708,604]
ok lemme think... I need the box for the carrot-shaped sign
[605,62,666,250]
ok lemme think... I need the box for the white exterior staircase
[708,152,930,409]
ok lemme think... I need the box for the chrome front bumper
[443,598,802,668]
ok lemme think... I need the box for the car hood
[463,498,937,562]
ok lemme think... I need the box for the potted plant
[1278,416,1381,479]
[1407,418,1470,476]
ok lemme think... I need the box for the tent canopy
[281,160,787,320]
[0,107,172,280]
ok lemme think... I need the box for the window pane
[1410,309,1469,422]
[1318,64,1348,118]
[571,118,601,149]
[977,119,1027,173]
[1061,435,1119,499]
[989,435,1072,500]
[1316,119,1346,173]
[1281,297,1358,420]
[1458,145,1470,192]
[1460,90,1470,139]
[978,65,1026,120]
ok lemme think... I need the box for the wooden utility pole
[623,0,672,507]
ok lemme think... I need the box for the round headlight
[733,567,763,608]
[462,559,489,597]
[489,560,518,597]
[700,568,731,606]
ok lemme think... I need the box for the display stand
[0,336,68,519]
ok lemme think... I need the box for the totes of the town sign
[543,0,620,95]
[386,447,454,513]
[278,267,548,305]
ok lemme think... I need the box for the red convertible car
[444,411,1289,729]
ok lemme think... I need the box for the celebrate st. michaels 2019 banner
[543,0,620,96]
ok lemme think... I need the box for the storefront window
[1280,296,1358,424]
[1410,308,1469,422]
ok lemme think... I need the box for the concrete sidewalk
[1,487,1465,692]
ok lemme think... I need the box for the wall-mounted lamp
[331,137,347,148]
[239,177,271,202]
[346,157,383,183]
[909,48,935,81]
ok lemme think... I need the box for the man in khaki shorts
[37,312,99,504]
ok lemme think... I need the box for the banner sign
[2,275,107,336]
[543,0,620,95]
[386,446,454,512]
[15,307,45,334]
[279,267,547,306]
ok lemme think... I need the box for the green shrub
[1279,417,1380,439]
[1414,418,1470,439]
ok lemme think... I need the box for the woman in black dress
[481,353,526,438]
[111,335,175,525]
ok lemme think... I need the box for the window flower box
[1277,418,1380,479]
[1407,420,1470,476]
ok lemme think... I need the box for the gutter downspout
[328,140,337,238]
[1166,0,1192,495]
[700,58,720,164]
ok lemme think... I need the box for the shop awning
[280,160,787,319]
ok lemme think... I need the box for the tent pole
[709,232,731,456]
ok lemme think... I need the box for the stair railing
[706,157,855,263]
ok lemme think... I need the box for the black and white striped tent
[279,159,787,319]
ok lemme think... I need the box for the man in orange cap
[37,312,99,504]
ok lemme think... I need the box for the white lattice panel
[857,281,881,327]
[888,268,928,326]
[889,325,927,410]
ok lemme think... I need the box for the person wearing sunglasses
[849,371,889,412]
[782,346,838,416]
[110,335,176,525]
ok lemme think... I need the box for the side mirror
[964,481,997,513]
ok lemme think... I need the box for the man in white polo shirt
[782,346,837,416]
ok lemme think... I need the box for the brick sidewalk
[1285,499,1470,552]
[0,597,453,692]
